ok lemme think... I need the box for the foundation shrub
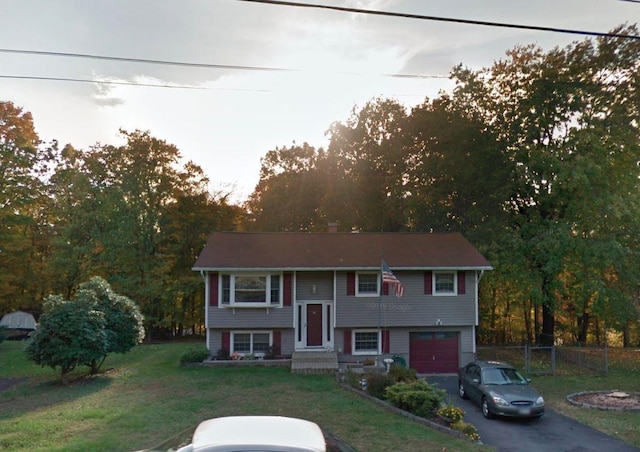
[385,380,446,418]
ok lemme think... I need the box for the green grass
[0,341,486,452]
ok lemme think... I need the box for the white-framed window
[353,329,379,355]
[231,331,272,356]
[434,271,457,295]
[356,272,379,296]
[220,273,281,307]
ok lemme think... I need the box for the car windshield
[482,367,527,385]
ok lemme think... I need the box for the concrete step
[291,351,339,374]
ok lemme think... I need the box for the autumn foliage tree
[0,102,48,313]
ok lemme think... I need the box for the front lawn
[0,341,486,452]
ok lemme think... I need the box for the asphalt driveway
[428,376,639,452]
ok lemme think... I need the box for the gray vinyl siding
[208,329,296,357]
[295,271,333,300]
[208,306,294,328]
[335,271,476,328]
[335,325,476,367]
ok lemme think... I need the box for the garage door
[410,332,459,373]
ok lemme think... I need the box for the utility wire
[0,48,295,73]
[0,48,448,80]
[0,73,448,91]
[0,75,203,90]
[0,74,274,91]
[239,0,640,41]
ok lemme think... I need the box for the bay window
[221,273,282,306]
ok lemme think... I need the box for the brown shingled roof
[192,232,492,270]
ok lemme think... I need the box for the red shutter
[382,329,390,353]
[221,331,230,350]
[382,282,389,296]
[347,273,355,296]
[458,271,466,295]
[343,330,352,354]
[283,273,292,306]
[424,271,433,294]
[273,331,281,352]
[210,272,219,306]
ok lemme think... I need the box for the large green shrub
[385,380,446,418]
[25,294,108,384]
[366,372,395,399]
[79,277,145,373]
[180,348,210,364]
[24,277,145,382]
[388,364,418,383]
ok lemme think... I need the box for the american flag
[382,260,404,297]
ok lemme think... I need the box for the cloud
[92,81,125,107]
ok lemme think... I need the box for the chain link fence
[476,343,608,376]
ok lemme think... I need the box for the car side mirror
[472,378,480,384]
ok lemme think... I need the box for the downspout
[476,269,485,325]
[200,270,210,351]
[474,270,485,356]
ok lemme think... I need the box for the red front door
[306,304,323,346]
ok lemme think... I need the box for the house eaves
[193,232,492,271]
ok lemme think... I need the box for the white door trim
[295,300,333,351]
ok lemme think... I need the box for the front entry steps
[291,351,339,374]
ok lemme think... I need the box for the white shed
[0,311,37,330]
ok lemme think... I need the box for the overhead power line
[0,75,273,91]
[239,0,640,41]
[0,75,203,89]
[0,48,448,80]
[0,48,296,73]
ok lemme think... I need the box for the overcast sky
[1,0,636,203]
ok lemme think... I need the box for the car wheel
[481,397,493,419]
[458,381,468,399]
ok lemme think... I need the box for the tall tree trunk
[540,303,555,346]
[594,318,602,346]
[623,321,630,348]
[533,303,540,344]
[523,300,532,344]
[577,311,589,344]
[490,300,498,345]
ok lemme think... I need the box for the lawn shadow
[0,369,114,420]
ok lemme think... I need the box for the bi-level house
[192,231,492,374]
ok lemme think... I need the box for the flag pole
[378,252,383,359]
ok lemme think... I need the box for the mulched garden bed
[567,390,640,411]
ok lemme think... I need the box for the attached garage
[409,331,459,374]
